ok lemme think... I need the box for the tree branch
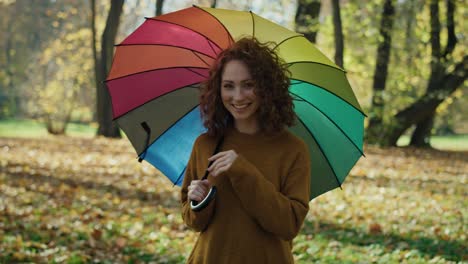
[429,1,441,59]
[395,55,467,125]
[443,55,468,89]
[331,0,344,68]
[443,0,457,58]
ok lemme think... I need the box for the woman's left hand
[207,150,238,177]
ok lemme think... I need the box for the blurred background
[0,0,466,263]
[0,0,466,146]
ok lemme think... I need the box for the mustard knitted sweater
[181,127,311,263]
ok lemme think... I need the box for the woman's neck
[234,120,259,135]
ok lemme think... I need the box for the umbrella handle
[190,186,217,211]
[189,136,223,211]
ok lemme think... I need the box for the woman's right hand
[187,179,211,202]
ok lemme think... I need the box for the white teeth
[233,104,249,109]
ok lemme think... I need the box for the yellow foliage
[28,27,94,124]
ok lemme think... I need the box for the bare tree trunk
[156,0,164,16]
[90,0,100,123]
[366,0,395,144]
[384,55,467,146]
[331,0,343,68]
[2,2,18,118]
[96,0,124,138]
[409,113,434,146]
[295,0,321,43]
[408,0,459,147]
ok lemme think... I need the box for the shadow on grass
[0,170,185,263]
[1,169,180,208]
[346,173,465,195]
[303,221,466,262]
[0,227,185,263]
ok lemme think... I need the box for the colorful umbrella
[106,6,365,200]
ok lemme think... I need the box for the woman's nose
[233,87,244,100]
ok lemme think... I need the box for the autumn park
[0,0,466,263]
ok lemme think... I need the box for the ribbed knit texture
[181,127,311,263]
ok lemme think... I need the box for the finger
[209,154,230,170]
[189,180,201,187]
[201,179,211,188]
[208,151,230,161]
[189,193,202,202]
[189,189,205,202]
[194,188,206,198]
[211,159,229,175]
[212,163,230,177]
[195,184,208,195]
[207,156,223,171]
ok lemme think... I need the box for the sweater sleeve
[180,137,216,232]
[227,143,310,240]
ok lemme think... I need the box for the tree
[366,0,395,144]
[0,2,16,118]
[407,0,463,147]
[28,29,93,134]
[0,1,56,118]
[382,0,467,146]
[295,0,321,43]
[4,0,97,134]
[91,0,99,123]
[331,0,343,68]
[156,0,164,16]
[95,0,124,138]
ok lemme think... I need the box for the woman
[181,37,311,263]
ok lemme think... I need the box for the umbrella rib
[138,104,198,159]
[173,167,187,187]
[194,5,235,46]
[185,68,209,79]
[296,117,343,188]
[273,35,344,73]
[272,35,303,52]
[249,11,255,37]
[206,37,219,56]
[147,16,227,52]
[112,85,200,120]
[105,66,209,83]
[191,51,211,68]
[284,60,344,73]
[115,43,217,60]
[290,91,364,156]
[137,104,200,174]
[289,77,367,117]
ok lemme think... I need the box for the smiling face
[221,59,260,134]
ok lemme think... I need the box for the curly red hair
[199,37,295,137]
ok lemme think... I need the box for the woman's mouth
[232,104,250,110]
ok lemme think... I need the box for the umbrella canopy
[106,6,365,200]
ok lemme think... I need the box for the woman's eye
[244,82,255,89]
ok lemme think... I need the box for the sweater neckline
[225,126,286,145]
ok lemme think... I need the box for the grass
[398,134,468,151]
[0,137,465,263]
[0,119,97,138]
[1,119,467,151]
